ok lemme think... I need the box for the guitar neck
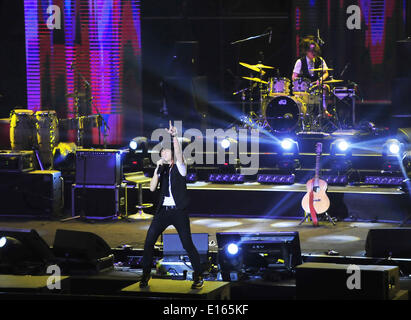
[314,153,321,183]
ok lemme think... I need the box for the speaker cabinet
[0,170,63,217]
[365,228,411,258]
[53,229,113,273]
[72,184,125,220]
[75,149,122,185]
[296,262,399,300]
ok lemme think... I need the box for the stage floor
[0,216,402,257]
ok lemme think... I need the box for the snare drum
[9,109,36,150]
[268,77,291,96]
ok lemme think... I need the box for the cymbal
[323,79,343,84]
[252,63,274,69]
[240,62,266,75]
[239,62,274,74]
[309,67,334,71]
[242,76,268,84]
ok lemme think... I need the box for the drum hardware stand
[91,96,110,149]
[60,151,88,222]
[72,61,95,148]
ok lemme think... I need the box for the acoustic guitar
[301,142,330,226]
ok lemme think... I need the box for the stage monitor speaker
[163,233,209,256]
[0,228,55,274]
[53,229,113,273]
[365,228,411,258]
[216,232,302,273]
[296,262,399,300]
[53,229,112,261]
[75,149,122,185]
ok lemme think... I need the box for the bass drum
[262,95,304,133]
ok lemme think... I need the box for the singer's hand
[166,120,177,137]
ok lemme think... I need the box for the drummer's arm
[292,73,299,81]
[292,60,301,81]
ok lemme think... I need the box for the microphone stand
[72,64,110,148]
[231,29,271,45]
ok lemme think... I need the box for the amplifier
[72,184,125,220]
[0,150,34,172]
[296,262,399,300]
[0,170,63,217]
[75,149,122,185]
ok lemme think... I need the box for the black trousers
[141,206,202,275]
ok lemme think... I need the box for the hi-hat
[242,76,268,84]
[309,67,334,71]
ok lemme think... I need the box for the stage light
[128,136,148,152]
[322,175,348,185]
[186,172,197,183]
[281,138,294,150]
[330,139,352,156]
[383,139,404,156]
[364,176,404,186]
[221,138,231,149]
[257,174,295,185]
[129,140,138,150]
[208,173,245,183]
[389,142,400,154]
[216,232,303,281]
[337,139,349,152]
[226,243,239,255]
[0,236,6,248]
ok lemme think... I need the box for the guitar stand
[400,214,411,227]
[299,212,336,226]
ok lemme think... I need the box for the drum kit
[236,62,348,134]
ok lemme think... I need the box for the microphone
[158,163,169,175]
[268,27,272,44]
[70,61,74,70]
[316,29,324,46]
[340,62,350,77]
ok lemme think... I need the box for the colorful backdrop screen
[24,0,142,145]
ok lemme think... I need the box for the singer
[139,121,204,289]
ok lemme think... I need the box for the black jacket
[155,164,189,214]
[299,56,324,82]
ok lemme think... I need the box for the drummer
[291,38,329,87]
